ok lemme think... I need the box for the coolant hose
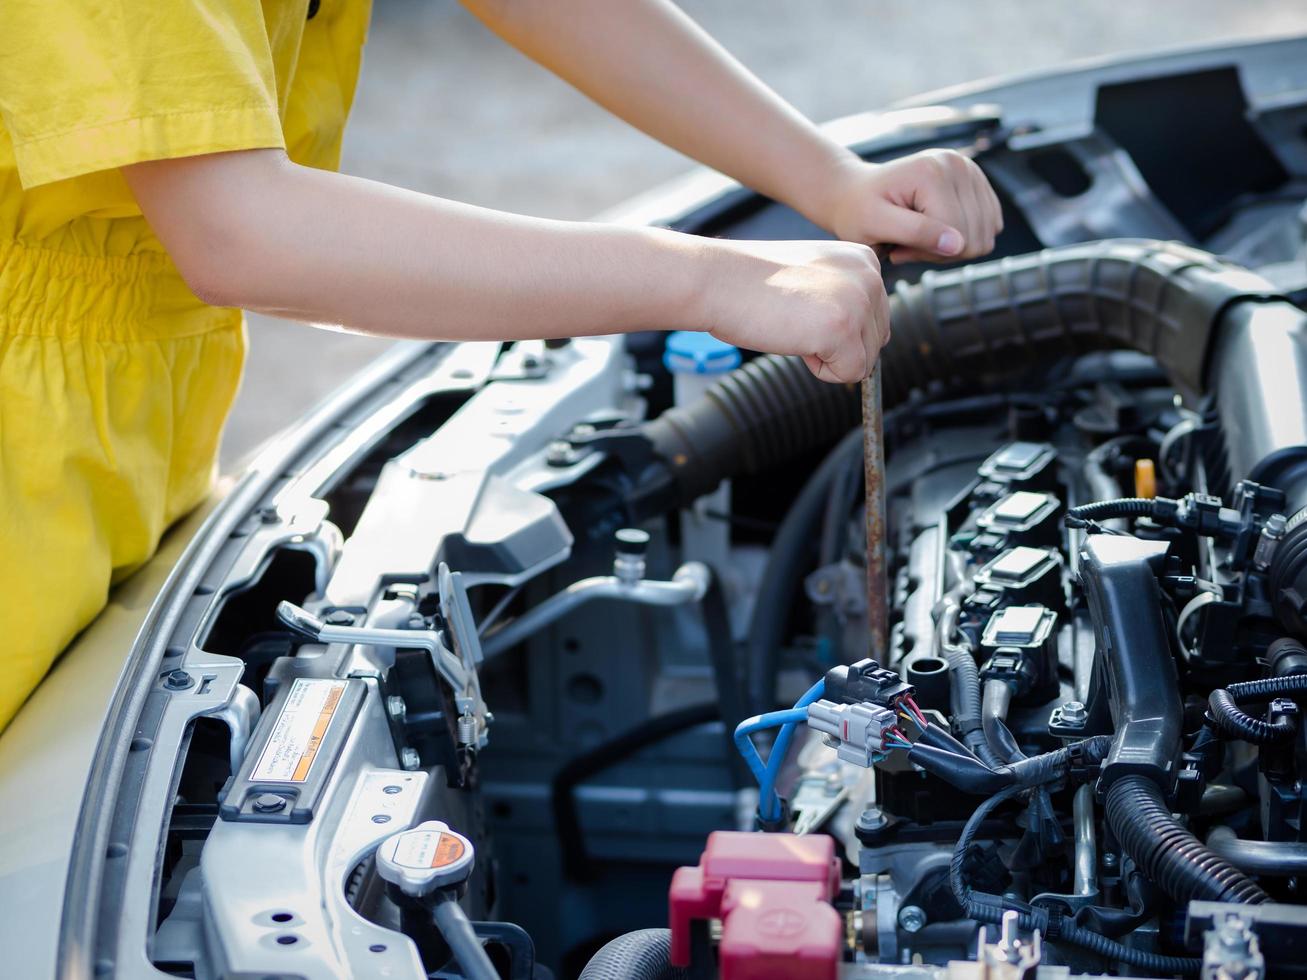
[1104,775,1269,905]
[642,239,1275,507]
[578,929,690,980]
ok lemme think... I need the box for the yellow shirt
[0,0,371,730]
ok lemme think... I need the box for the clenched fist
[699,239,890,384]
[818,149,1003,264]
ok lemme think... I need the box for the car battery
[973,545,1065,610]
[976,441,1058,490]
[975,489,1063,548]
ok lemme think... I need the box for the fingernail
[937,229,963,255]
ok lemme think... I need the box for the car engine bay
[63,39,1307,980]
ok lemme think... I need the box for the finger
[875,203,965,259]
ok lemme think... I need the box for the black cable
[1065,497,1157,528]
[951,785,1202,974]
[1203,673,1307,744]
[552,703,719,882]
[746,428,864,714]
[699,569,750,785]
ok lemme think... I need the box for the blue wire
[733,707,810,790]
[757,678,826,822]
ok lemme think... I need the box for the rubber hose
[578,929,691,980]
[553,704,719,882]
[745,428,864,713]
[1207,687,1297,744]
[431,895,499,980]
[1105,775,1269,905]
[699,570,751,783]
[643,239,1275,507]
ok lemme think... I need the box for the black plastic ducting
[644,238,1277,506]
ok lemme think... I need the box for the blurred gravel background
[225,0,1307,468]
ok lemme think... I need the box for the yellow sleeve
[0,0,287,188]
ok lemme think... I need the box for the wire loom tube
[1207,673,1307,744]
[1105,775,1268,905]
[578,929,690,980]
[952,786,1200,974]
[643,239,1277,507]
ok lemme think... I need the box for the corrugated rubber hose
[1105,775,1269,905]
[643,239,1277,507]
[578,929,691,980]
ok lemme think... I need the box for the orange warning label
[392,829,469,870]
[251,679,347,783]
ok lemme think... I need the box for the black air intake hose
[1105,776,1269,905]
[578,929,690,980]
[643,239,1276,506]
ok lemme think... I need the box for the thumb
[875,205,964,257]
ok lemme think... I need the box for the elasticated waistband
[0,239,231,341]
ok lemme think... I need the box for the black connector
[824,658,914,708]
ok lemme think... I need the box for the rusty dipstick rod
[862,363,889,662]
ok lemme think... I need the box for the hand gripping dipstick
[862,363,889,662]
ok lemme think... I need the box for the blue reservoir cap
[663,331,741,375]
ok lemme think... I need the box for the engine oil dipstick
[862,363,889,661]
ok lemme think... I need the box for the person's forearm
[128,151,712,341]
[461,0,858,226]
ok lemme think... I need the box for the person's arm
[460,0,1001,263]
[123,149,889,382]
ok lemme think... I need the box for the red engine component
[668,831,843,979]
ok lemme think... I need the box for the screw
[163,669,194,691]
[383,785,403,795]
[400,747,421,771]
[258,506,280,524]
[372,814,391,824]
[386,696,407,724]
[898,905,927,933]
[324,610,355,626]
[1102,852,1119,870]
[1060,700,1088,725]
[253,793,286,814]
[857,805,888,832]
[520,353,542,371]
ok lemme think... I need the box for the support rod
[862,364,889,661]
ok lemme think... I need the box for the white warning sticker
[251,678,347,783]
[392,830,467,870]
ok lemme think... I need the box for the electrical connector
[806,699,902,767]
[823,659,915,710]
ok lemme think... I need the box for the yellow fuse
[1135,458,1157,499]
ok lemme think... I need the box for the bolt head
[1059,700,1088,725]
[400,747,421,771]
[324,610,355,626]
[386,696,407,723]
[857,806,888,832]
[546,440,579,467]
[1102,852,1119,870]
[163,669,194,691]
[898,905,927,933]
